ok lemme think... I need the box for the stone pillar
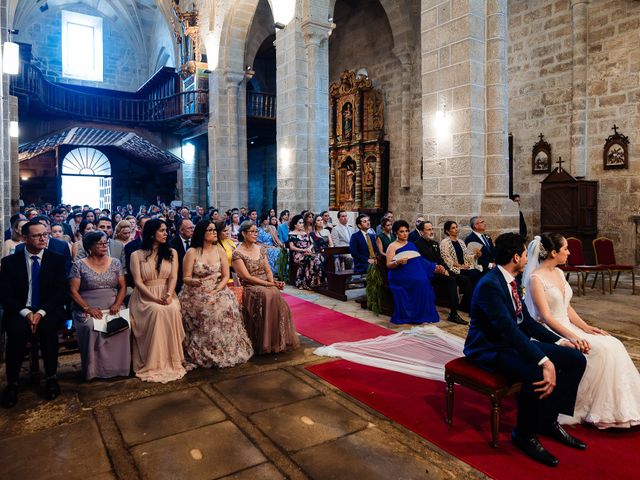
[302,20,332,213]
[207,69,247,211]
[421,0,517,236]
[9,95,19,214]
[275,20,308,213]
[570,0,589,178]
[393,47,413,189]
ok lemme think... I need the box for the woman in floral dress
[287,214,324,290]
[179,220,253,368]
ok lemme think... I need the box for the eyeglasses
[96,241,109,246]
[205,228,216,233]
[247,229,259,234]
[29,232,49,239]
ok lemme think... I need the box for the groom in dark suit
[464,233,587,466]
[1,221,68,408]
[349,214,379,274]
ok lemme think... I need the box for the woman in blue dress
[257,214,283,275]
[385,220,440,325]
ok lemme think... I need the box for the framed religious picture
[603,124,629,170]
[531,133,552,174]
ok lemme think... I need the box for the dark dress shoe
[2,384,19,408]
[541,422,587,450]
[44,379,61,401]
[511,431,559,467]
[447,312,468,325]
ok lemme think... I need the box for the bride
[523,233,640,429]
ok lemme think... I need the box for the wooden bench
[314,246,365,301]
[445,357,522,448]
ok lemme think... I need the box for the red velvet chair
[593,237,636,294]
[559,237,608,295]
[444,357,522,448]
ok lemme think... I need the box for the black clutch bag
[105,316,129,337]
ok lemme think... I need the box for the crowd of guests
[1,201,639,466]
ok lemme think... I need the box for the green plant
[276,247,289,282]
[365,263,384,315]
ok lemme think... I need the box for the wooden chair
[593,237,636,294]
[559,237,608,295]
[313,246,364,301]
[445,357,522,448]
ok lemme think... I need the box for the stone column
[9,95,19,214]
[570,0,589,178]
[275,19,308,213]
[421,0,517,236]
[302,20,332,213]
[393,47,413,189]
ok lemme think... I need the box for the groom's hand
[533,361,556,399]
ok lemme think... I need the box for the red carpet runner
[284,294,640,479]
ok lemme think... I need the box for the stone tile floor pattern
[0,275,638,479]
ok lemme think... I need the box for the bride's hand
[584,325,608,336]
[570,337,591,353]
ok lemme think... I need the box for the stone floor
[0,274,638,480]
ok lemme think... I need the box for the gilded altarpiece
[329,71,388,214]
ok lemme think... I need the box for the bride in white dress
[523,233,640,429]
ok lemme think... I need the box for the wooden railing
[10,62,208,125]
[246,91,276,119]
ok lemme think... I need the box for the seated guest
[464,233,587,467]
[349,214,379,274]
[277,210,290,244]
[310,214,334,250]
[331,210,354,270]
[170,218,194,293]
[69,231,130,380]
[257,214,283,275]
[124,215,150,285]
[50,223,73,254]
[1,220,68,408]
[229,212,242,240]
[4,213,25,242]
[73,220,95,259]
[376,212,394,236]
[179,220,253,369]
[303,211,315,234]
[3,218,27,258]
[440,220,482,292]
[215,221,237,269]
[386,220,440,325]
[408,215,424,243]
[16,216,72,275]
[129,219,186,383]
[375,217,396,254]
[288,215,324,290]
[414,221,468,324]
[114,220,132,246]
[232,221,299,354]
[464,216,495,272]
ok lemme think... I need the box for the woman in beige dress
[232,221,299,354]
[129,219,186,383]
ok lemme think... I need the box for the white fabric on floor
[314,326,464,381]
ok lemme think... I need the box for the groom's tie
[509,280,523,321]
[31,256,41,309]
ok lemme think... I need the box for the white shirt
[496,265,555,365]
[180,235,191,251]
[20,249,47,318]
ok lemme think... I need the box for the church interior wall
[329,0,423,221]
[508,0,640,262]
[13,4,150,92]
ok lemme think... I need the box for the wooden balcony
[246,91,276,120]
[10,62,208,130]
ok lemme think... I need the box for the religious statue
[171,1,202,78]
[345,164,355,201]
[364,160,374,187]
[342,103,353,140]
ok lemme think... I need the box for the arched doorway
[61,147,112,210]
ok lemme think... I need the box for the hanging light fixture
[9,121,19,138]
[3,41,19,75]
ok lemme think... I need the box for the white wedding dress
[531,269,640,428]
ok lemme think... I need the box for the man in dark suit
[465,216,495,273]
[511,194,528,239]
[349,214,379,274]
[170,218,194,292]
[1,221,68,408]
[414,221,467,324]
[408,215,424,244]
[16,216,72,275]
[464,233,587,467]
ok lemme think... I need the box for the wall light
[272,0,296,28]
[279,146,292,172]
[3,41,19,75]
[9,121,18,138]
[182,142,195,164]
[204,31,220,71]
[435,103,451,138]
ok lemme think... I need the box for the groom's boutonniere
[519,285,526,300]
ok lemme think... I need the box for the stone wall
[508,0,640,262]
[14,5,149,92]
[329,0,423,222]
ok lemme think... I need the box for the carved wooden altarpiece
[329,70,388,214]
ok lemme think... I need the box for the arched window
[62,147,111,176]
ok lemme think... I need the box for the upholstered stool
[444,357,522,448]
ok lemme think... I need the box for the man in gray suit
[95,217,125,266]
[330,210,354,270]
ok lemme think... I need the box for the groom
[464,233,587,467]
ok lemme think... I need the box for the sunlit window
[62,11,103,81]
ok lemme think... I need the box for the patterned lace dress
[232,247,299,354]
[179,257,253,368]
